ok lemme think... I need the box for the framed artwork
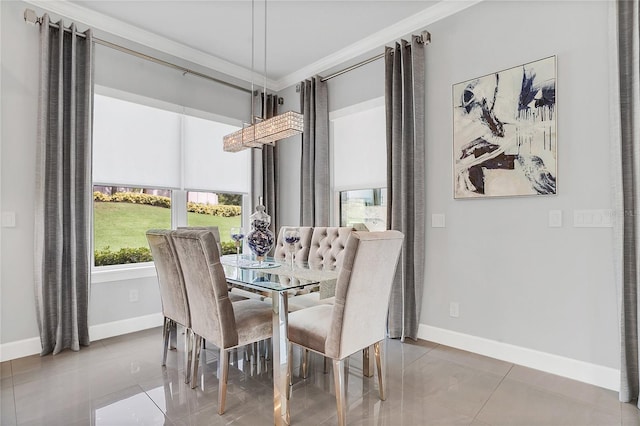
[453,56,557,199]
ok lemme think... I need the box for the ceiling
[26,0,481,90]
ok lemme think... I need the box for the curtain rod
[23,8,253,95]
[319,30,431,83]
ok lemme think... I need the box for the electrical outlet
[129,289,139,303]
[449,302,459,318]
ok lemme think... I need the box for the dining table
[220,254,338,426]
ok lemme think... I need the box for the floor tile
[2,327,628,426]
[391,353,504,418]
[476,377,621,426]
[621,401,640,426]
[1,377,16,426]
[92,385,171,425]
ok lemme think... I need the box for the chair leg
[162,317,171,366]
[286,342,293,400]
[169,320,177,350]
[184,328,192,384]
[302,349,310,379]
[323,356,329,374]
[332,358,347,426]
[374,341,385,401]
[363,345,374,377]
[190,335,202,389]
[218,349,230,415]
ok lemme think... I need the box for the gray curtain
[34,15,93,355]
[613,0,640,408]
[262,93,279,236]
[300,77,329,226]
[385,36,426,341]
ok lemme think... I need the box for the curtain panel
[262,93,279,236]
[34,15,93,355]
[385,36,426,341]
[299,77,330,227]
[613,0,640,407]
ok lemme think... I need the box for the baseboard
[0,313,164,362]
[418,324,620,392]
[0,337,42,362]
[89,312,164,341]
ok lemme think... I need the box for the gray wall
[278,0,618,370]
[0,0,250,346]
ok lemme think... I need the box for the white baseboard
[89,312,164,341]
[418,324,620,392]
[0,313,164,362]
[0,337,42,362]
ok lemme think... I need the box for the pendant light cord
[263,0,268,120]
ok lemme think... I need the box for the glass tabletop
[220,254,338,293]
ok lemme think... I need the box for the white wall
[277,0,618,388]
[0,0,251,357]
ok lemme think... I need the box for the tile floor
[0,327,638,425]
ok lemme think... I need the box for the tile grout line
[470,363,515,424]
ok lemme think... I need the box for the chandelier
[223,0,303,152]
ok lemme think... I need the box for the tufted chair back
[177,226,222,257]
[146,229,190,328]
[273,226,313,263]
[171,229,239,349]
[307,227,353,270]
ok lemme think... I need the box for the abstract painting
[453,56,557,199]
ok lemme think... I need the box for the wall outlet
[449,302,459,318]
[129,289,139,303]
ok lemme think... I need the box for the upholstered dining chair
[286,230,404,426]
[170,228,273,415]
[146,229,193,384]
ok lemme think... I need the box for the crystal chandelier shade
[223,111,304,152]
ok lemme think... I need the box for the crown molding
[272,0,484,91]
[23,0,279,90]
[23,0,482,93]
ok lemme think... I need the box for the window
[92,91,250,267]
[331,98,387,228]
[340,188,387,231]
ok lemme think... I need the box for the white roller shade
[183,115,249,193]
[93,94,181,188]
[332,103,386,189]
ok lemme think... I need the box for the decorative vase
[246,204,275,262]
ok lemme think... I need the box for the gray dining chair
[286,230,404,426]
[170,228,273,415]
[146,229,193,384]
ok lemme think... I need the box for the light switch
[1,212,16,228]
[549,210,562,227]
[432,213,446,228]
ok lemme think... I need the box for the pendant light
[223,0,303,152]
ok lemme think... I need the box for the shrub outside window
[93,186,171,266]
[186,191,242,255]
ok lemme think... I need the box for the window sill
[92,263,157,284]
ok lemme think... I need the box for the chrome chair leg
[169,320,177,350]
[323,356,329,374]
[218,349,230,414]
[184,328,192,384]
[302,349,310,379]
[332,358,347,426]
[190,335,202,389]
[162,317,171,366]
[286,342,293,400]
[363,345,374,377]
[374,341,385,400]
